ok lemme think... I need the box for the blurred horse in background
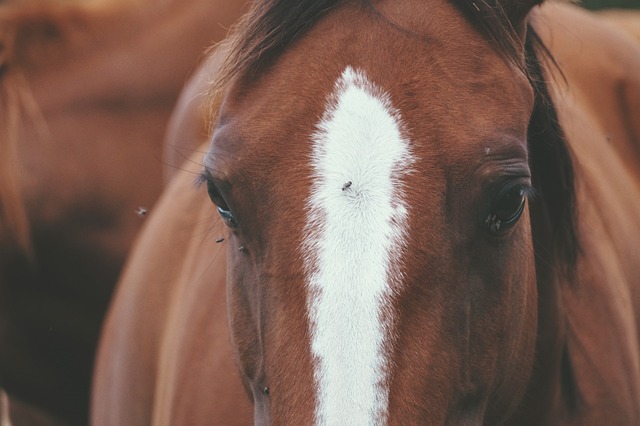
[91,42,252,425]
[599,8,640,43]
[0,0,246,423]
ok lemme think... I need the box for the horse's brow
[202,152,216,174]
[456,140,530,185]
[477,132,529,159]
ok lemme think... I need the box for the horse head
[202,0,560,423]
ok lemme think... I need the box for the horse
[0,0,246,424]
[92,0,640,424]
[599,8,640,43]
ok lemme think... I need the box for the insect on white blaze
[303,67,414,425]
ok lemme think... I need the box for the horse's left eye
[206,181,238,228]
[484,184,528,234]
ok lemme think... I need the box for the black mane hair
[525,28,579,276]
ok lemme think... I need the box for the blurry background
[582,0,639,9]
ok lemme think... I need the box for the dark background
[581,0,639,9]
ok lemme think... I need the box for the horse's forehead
[214,0,532,176]
[227,5,524,125]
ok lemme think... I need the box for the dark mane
[525,28,579,275]
[210,0,341,94]
[212,0,579,274]
[213,0,526,92]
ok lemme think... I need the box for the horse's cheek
[226,255,264,398]
[487,219,538,420]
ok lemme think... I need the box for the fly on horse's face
[203,0,538,423]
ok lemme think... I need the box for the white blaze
[303,67,414,425]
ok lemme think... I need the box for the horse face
[203,0,537,423]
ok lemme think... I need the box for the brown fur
[598,9,640,44]
[0,68,31,255]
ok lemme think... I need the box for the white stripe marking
[303,67,414,425]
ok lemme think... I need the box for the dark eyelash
[194,170,213,188]
[521,185,537,202]
[194,174,205,188]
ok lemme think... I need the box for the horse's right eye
[206,181,238,228]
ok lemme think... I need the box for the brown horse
[93,0,640,424]
[599,8,640,43]
[0,0,246,424]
